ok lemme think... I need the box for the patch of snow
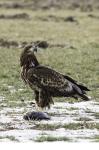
[0,96,5,102]
[0,129,41,142]
[0,101,99,142]
[18,88,24,92]
[0,114,12,123]
[7,86,16,94]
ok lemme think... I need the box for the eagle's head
[20,44,39,67]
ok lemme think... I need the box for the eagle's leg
[34,90,40,110]
[38,90,54,109]
[34,90,39,104]
[34,90,44,112]
[35,90,54,110]
[38,90,45,111]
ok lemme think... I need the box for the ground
[0,0,99,142]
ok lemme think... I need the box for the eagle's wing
[27,65,68,88]
[26,65,90,102]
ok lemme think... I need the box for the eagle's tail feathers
[72,84,90,101]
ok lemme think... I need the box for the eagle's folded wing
[27,66,68,88]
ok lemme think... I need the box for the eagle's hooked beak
[29,45,38,53]
[30,41,43,53]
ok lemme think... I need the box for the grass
[92,112,99,119]
[0,7,99,107]
[33,122,99,131]
[76,117,93,121]
[0,135,19,142]
[35,135,71,142]
[93,136,99,142]
[0,3,99,142]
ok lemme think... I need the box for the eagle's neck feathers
[21,52,39,83]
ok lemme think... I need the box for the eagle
[20,44,90,109]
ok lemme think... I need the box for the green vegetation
[33,122,99,130]
[0,7,99,106]
[35,135,71,142]
[0,0,99,142]
[0,135,19,142]
[93,136,99,142]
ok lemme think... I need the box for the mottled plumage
[20,44,90,109]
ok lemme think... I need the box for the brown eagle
[20,44,90,109]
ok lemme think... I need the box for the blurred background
[0,0,99,11]
[0,0,99,142]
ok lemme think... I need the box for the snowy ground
[0,100,99,142]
